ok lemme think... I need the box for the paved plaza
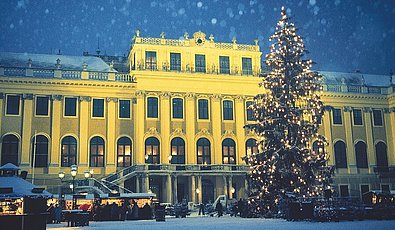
[47,215,395,230]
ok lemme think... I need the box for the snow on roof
[0,176,52,199]
[319,71,393,87]
[0,163,20,171]
[0,52,112,72]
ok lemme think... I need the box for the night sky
[0,0,394,75]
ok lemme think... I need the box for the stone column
[106,97,117,174]
[185,93,196,164]
[223,176,228,198]
[49,95,62,172]
[160,92,171,164]
[343,106,356,173]
[143,174,150,193]
[167,174,172,203]
[229,176,233,199]
[191,175,196,204]
[211,95,222,164]
[21,94,33,168]
[135,175,140,193]
[363,107,375,173]
[173,175,178,203]
[323,109,334,166]
[197,175,202,204]
[79,96,90,167]
[384,108,395,165]
[235,96,246,165]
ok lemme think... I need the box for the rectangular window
[172,98,183,119]
[360,184,369,198]
[170,53,181,71]
[195,54,206,73]
[92,99,104,118]
[119,100,130,118]
[6,95,20,115]
[64,97,77,117]
[353,109,363,125]
[223,100,233,120]
[147,97,158,118]
[219,56,230,74]
[339,185,349,197]
[332,108,342,125]
[373,109,383,126]
[35,96,49,116]
[246,101,254,121]
[145,51,157,70]
[381,184,390,193]
[198,99,209,120]
[242,57,252,75]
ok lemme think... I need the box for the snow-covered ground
[47,214,395,230]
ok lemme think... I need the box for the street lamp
[58,171,65,208]
[70,165,77,209]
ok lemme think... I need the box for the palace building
[0,31,394,204]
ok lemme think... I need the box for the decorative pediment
[172,128,184,135]
[223,130,235,137]
[147,127,159,135]
[197,128,210,136]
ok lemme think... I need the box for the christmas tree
[246,7,333,216]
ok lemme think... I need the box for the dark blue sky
[1,0,394,75]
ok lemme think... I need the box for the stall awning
[0,176,52,199]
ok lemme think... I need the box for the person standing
[198,203,205,215]
[215,202,223,217]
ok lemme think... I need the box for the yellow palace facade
[0,31,394,204]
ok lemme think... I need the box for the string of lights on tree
[245,6,334,215]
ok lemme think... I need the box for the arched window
[246,139,258,156]
[61,136,77,167]
[31,135,48,168]
[334,141,347,169]
[170,137,185,164]
[355,141,368,168]
[1,134,19,166]
[222,138,236,164]
[117,137,132,167]
[145,137,160,164]
[197,138,211,164]
[90,136,105,167]
[312,140,324,154]
[375,142,388,171]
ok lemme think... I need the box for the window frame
[147,96,159,119]
[61,136,77,167]
[222,138,236,164]
[172,98,184,120]
[1,134,19,166]
[197,98,209,121]
[332,108,343,125]
[219,56,230,74]
[352,108,363,126]
[372,109,383,127]
[170,137,185,164]
[223,99,234,121]
[246,101,255,121]
[145,137,160,164]
[64,97,78,118]
[355,141,368,168]
[35,95,50,117]
[170,52,181,71]
[246,139,258,156]
[242,57,252,75]
[5,94,21,116]
[118,99,131,119]
[195,54,206,73]
[31,135,49,168]
[197,138,211,165]
[92,98,105,118]
[334,140,348,169]
[117,137,132,167]
[339,184,350,197]
[89,136,105,167]
[145,51,157,70]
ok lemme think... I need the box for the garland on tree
[245,6,334,216]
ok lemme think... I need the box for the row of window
[4,94,256,121]
[148,97,255,121]
[332,108,384,126]
[338,184,391,198]
[334,140,388,169]
[143,51,253,75]
[0,134,259,167]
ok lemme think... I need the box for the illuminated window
[90,136,105,167]
[170,137,185,164]
[117,137,132,167]
[61,136,77,167]
[197,138,210,164]
[222,138,236,164]
[246,139,258,156]
[145,137,160,164]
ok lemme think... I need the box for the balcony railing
[0,66,134,83]
[324,84,393,95]
[373,166,395,178]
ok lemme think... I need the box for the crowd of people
[92,201,153,221]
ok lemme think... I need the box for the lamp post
[70,165,77,209]
[58,171,65,209]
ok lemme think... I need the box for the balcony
[373,166,395,178]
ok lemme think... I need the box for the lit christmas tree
[246,7,333,216]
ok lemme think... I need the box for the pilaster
[363,107,375,173]
[384,108,395,165]
[185,93,196,164]
[235,96,245,165]
[106,97,117,174]
[135,91,145,164]
[160,92,171,164]
[211,94,222,164]
[323,110,334,165]
[166,174,172,203]
[343,106,356,173]
[79,96,90,166]
[21,94,33,167]
[49,95,62,171]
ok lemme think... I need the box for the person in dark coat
[54,204,62,223]
[215,202,223,217]
[198,203,205,215]
[142,203,152,219]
